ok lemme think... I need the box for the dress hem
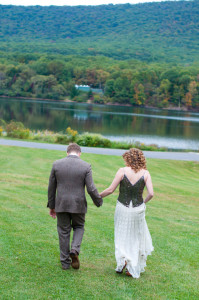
[115,247,154,278]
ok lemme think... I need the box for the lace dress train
[114,201,154,278]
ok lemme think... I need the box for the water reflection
[0,98,199,150]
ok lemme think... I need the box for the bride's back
[123,166,147,185]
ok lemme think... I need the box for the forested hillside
[0,1,199,62]
[0,1,199,110]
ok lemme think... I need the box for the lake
[1,97,199,150]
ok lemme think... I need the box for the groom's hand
[49,208,56,219]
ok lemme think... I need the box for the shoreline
[0,95,197,112]
[0,138,199,160]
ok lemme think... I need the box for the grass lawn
[0,146,199,300]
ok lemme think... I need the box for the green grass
[0,146,199,299]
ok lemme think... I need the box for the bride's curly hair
[122,148,147,172]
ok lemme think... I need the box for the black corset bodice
[118,175,145,207]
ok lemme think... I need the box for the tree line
[0,53,199,110]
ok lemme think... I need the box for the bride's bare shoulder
[117,167,125,174]
[115,167,125,178]
[144,170,151,180]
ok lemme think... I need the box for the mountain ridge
[0,1,199,62]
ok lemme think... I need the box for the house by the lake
[75,85,103,94]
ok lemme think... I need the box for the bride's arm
[144,171,154,203]
[100,168,124,198]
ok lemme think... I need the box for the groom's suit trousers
[56,212,85,268]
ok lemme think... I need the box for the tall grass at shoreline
[1,145,199,299]
[0,119,171,152]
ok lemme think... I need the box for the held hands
[49,208,56,219]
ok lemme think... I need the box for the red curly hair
[122,148,147,173]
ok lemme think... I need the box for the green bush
[55,135,70,144]
[6,121,24,133]
[0,119,6,130]
[0,126,3,136]
[66,127,78,142]
[76,133,111,148]
[110,141,167,151]
[6,121,30,139]
[110,141,134,150]
[73,93,88,103]
[93,94,105,104]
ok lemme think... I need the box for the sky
[0,0,169,6]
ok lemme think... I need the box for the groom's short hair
[67,143,81,154]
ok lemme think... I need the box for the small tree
[87,89,93,99]
[70,86,79,98]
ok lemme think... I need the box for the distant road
[0,139,199,161]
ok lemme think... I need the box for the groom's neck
[67,152,81,157]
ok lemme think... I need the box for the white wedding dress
[114,174,154,278]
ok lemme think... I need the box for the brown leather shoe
[70,251,80,269]
[126,269,132,277]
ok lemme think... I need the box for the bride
[100,148,154,278]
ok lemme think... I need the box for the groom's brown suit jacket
[47,155,103,213]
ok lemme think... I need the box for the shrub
[66,127,78,142]
[110,141,133,150]
[55,135,70,144]
[6,121,24,134]
[93,94,104,104]
[76,133,111,148]
[0,119,6,130]
[6,121,30,139]
[73,93,88,103]
[16,129,30,139]
[146,144,159,151]
[0,126,3,136]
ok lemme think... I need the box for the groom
[47,143,103,270]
